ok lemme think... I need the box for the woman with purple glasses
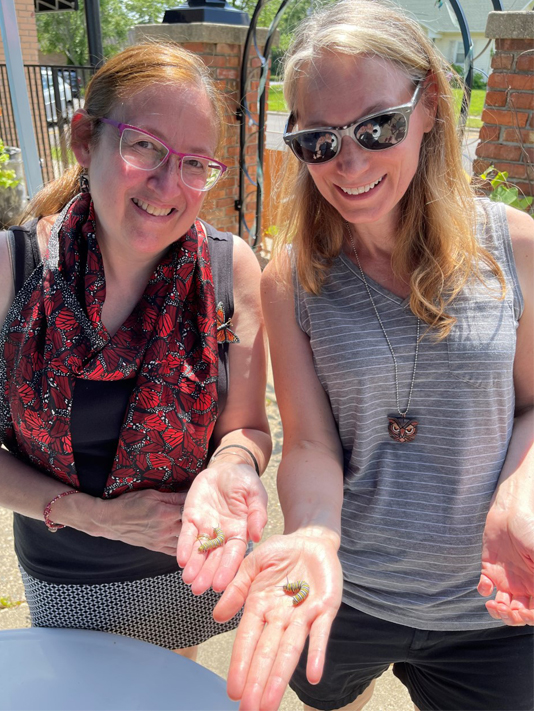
[214,1,534,709]
[0,43,271,658]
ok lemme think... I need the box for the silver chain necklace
[349,235,420,443]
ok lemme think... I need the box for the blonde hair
[22,42,226,221]
[275,0,504,339]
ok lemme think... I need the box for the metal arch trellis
[237,0,293,248]
[448,0,503,134]
[237,0,504,250]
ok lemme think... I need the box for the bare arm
[0,230,74,523]
[264,255,344,541]
[478,205,534,624]
[210,234,271,468]
[214,254,344,711]
[177,236,271,591]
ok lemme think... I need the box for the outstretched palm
[214,531,343,711]
[478,505,534,625]
[177,462,268,594]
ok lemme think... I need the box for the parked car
[41,68,72,123]
[64,69,82,99]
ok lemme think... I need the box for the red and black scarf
[0,192,219,496]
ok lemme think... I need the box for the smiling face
[73,83,219,264]
[294,53,434,236]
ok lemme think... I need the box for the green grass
[453,88,485,129]
[268,85,486,128]
[268,85,287,112]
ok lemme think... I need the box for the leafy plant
[0,140,20,190]
[451,64,487,90]
[264,224,279,237]
[480,166,533,213]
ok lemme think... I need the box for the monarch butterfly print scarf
[0,192,219,497]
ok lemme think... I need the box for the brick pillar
[0,0,39,64]
[473,11,534,200]
[133,22,274,236]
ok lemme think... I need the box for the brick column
[473,11,534,199]
[133,22,273,236]
[0,0,39,64]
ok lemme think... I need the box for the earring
[79,171,90,194]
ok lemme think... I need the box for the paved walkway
[0,367,413,710]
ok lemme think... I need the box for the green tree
[37,0,171,66]
[229,0,334,77]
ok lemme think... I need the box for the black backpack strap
[200,220,235,420]
[7,219,40,295]
[201,220,234,319]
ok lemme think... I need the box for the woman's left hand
[177,460,268,594]
[478,504,534,625]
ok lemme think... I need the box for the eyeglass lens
[120,128,222,190]
[291,111,408,163]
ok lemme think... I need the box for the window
[454,41,465,65]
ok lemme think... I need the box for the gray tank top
[294,199,523,630]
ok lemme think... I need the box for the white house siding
[393,0,534,80]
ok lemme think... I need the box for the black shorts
[289,603,534,711]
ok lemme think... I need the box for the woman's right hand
[213,528,343,711]
[91,489,187,556]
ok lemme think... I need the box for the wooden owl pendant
[388,416,418,443]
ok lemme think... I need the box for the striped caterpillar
[281,579,310,606]
[197,526,225,553]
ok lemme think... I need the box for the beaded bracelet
[210,444,260,476]
[43,490,80,533]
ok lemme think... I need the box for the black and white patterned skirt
[20,567,242,650]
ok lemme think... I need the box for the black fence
[0,64,93,184]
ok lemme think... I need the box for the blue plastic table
[0,627,239,710]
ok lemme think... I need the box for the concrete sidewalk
[0,370,413,711]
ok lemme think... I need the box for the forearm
[277,443,344,547]
[211,428,272,475]
[492,407,534,510]
[0,447,99,532]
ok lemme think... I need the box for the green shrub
[0,140,20,190]
[451,64,487,90]
[479,166,533,214]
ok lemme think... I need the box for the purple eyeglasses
[99,118,227,191]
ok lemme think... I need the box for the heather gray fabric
[294,199,523,630]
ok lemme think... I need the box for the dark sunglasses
[283,81,425,165]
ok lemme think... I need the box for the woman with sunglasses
[214,1,534,709]
[0,43,270,657]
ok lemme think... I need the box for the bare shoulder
[505,205,534,299]
[261,250,292,303]
[0,214,57,330]
[506,204,534,244]
[230,235,262,316]
[0,229,15,329]
[232,234,261,279]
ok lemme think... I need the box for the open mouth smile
[132,197,175,217]
[340,176,384,195]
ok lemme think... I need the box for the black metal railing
[0,64,93,184]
